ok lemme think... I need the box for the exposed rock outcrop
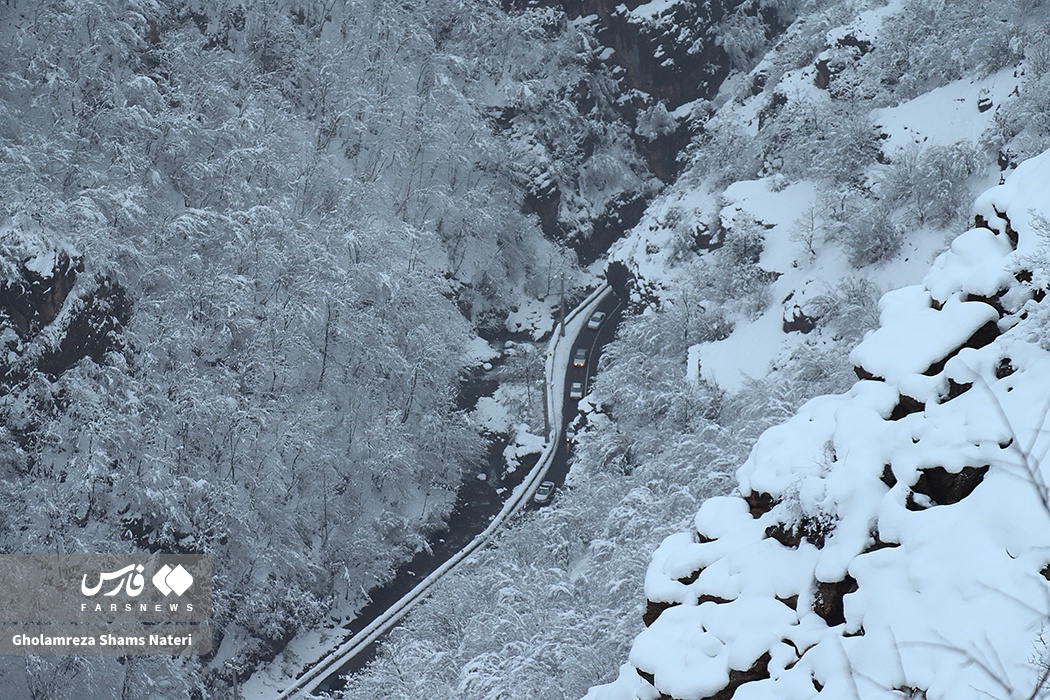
[513,0,795,251]
[0,244,129,389]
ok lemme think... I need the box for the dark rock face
[0,251,129,387]
[745,490,776,517]
[606,260,635,299]
[643,598,677,627]
[922,320,1001,376]
[812,575,858,627]
[712,652,771,700]
[523,178,564,240]
[782,305,817,333]
[514,0,747,108]
[812,31,872,95]
[888,393,924,420]
[36,277,130,378]
[907,465,989,509]
[1,251,83,339]
[597,1,735,109]
[636,119,693,183]
[508,0,794,260]
[765,514,834,549]
[576,191,649,266]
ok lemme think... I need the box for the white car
[533,481,556,504]
[587,311,607,330]
[569,381,584,399]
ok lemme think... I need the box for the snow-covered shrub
[986,31,1050,162]
[782,341,855,389]
[1013,217,1050,351]
[805,277,882,344]
[855,0,1028,102]
[635,102,676,142]
[878,142,984,226]
[717,12,768,71]
[686,112,762,188]
[721,217,765,265]
[764,97,878,187]
[789,203,823,259]
[1024,25,1050,75]
[827,198,904,267]
[697,219,774,318]
[819,108,881,185]
[578,152,640,206]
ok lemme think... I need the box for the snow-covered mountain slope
[585,145,1050,700]
[330,2,1050,699]
[605,0,1040,394]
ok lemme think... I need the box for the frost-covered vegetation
[342,0,1050,698]
[6,0,1050,696]
[0,0,656,696]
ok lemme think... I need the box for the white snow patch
[628,0,680,23]
[506,296,558,339]
[875,69,1020,156]
[24,249,57,277]
[462,336,499,365]
[849,288,999,382]
[685,344,701,385]
[472,396,511,435]
[698,310,787,393]
[924,226,1015,302]
[503,424,546,473]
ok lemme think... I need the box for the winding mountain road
[253,283,624,699]
[536,292,624,493]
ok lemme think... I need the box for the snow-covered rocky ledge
[586,149,1050,699]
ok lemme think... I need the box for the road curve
[265,283,619,699]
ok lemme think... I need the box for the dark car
[573,347,588,367]
[533,480,556,505]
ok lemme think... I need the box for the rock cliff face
[0,243,128,389]
[586,150,1050,700]
[510,0,791,251]
[517,0,752,108]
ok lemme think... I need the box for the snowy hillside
[0,0,634,695]
[586,128,1050,700]
[8,0,1050,697]
[330,2,1050,699]
[578,3,1050,698]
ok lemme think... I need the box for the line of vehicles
[533,310,609,506]
[568,310,606,399]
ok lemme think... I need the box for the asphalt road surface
[310,289,625,694]
[533,292,625,499]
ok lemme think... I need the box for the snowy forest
[3,0,1050,698]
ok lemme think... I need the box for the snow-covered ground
[506,296,561,339]
[586,130,1050,700]
[580,0,1050,695]
[875,68,1021,155]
